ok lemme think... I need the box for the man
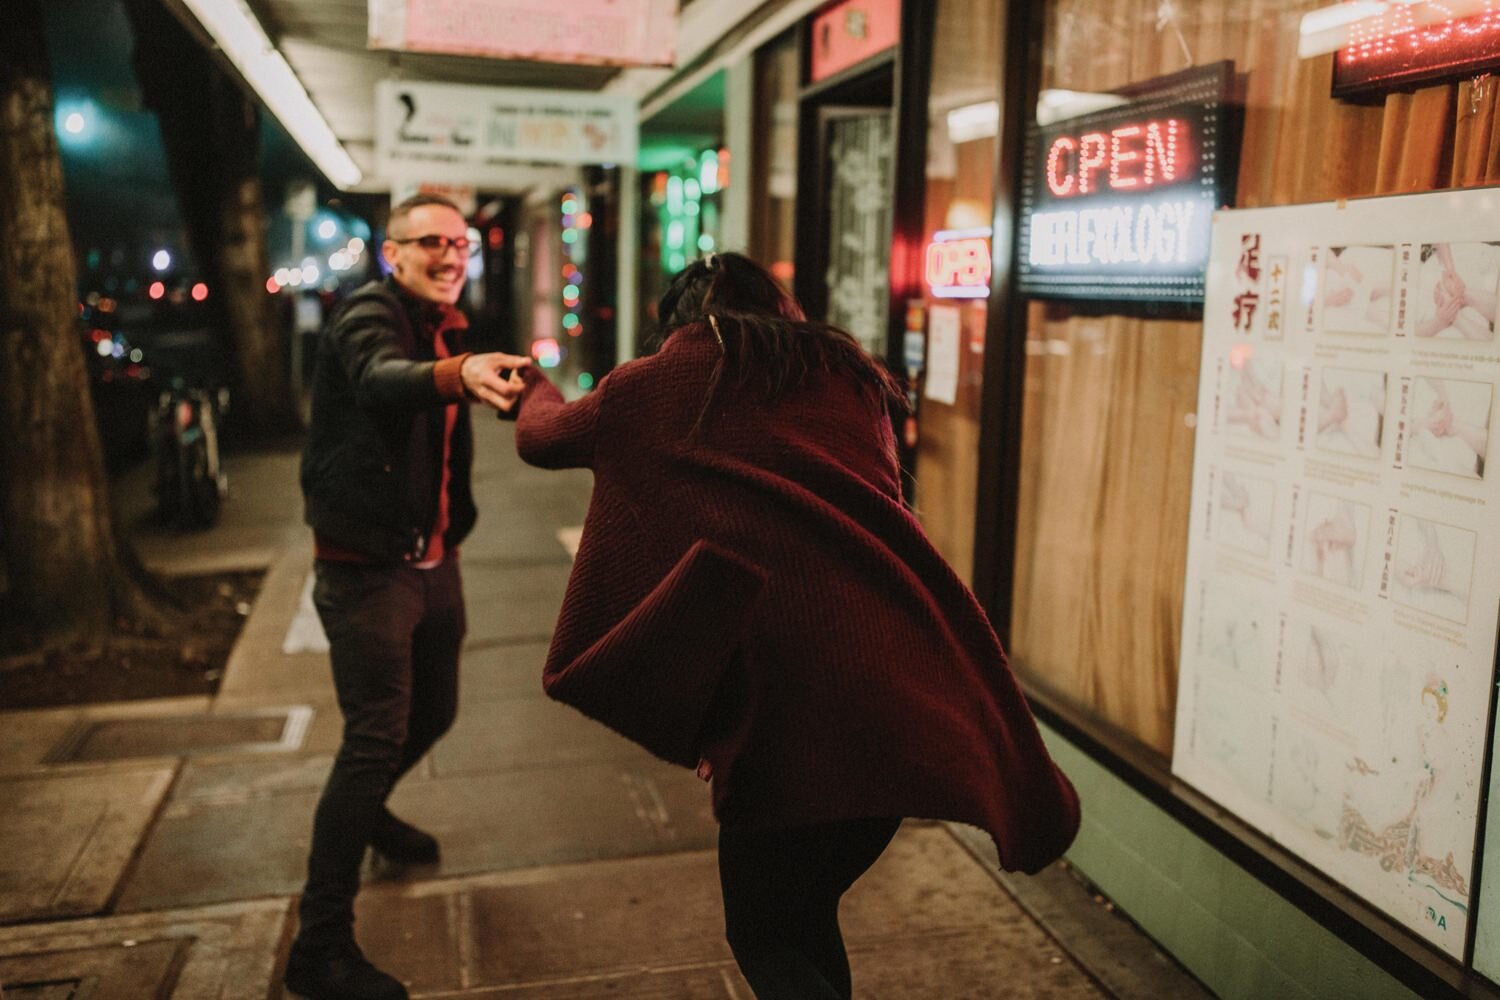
[287,194,528,1000]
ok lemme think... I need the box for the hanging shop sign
[1171,185,1500,960]
[925,228,992,299]
[368,0,676,67]
[1017,62,1238,304]
[375,81,638,181]
[1331,2,1500,100]
[808,0,901,83]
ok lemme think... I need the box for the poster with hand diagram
[1172,187,1500,959]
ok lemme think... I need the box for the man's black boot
[370,807,440,865]
[284,937,408,1000]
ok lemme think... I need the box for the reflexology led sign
[1332,2,1500,99]
[1017,62,1238,304]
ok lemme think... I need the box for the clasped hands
[461,352,531,412]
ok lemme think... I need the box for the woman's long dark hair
[655,252,906,433]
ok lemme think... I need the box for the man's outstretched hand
[461,352,531,411]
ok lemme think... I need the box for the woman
[514,253,1080,999]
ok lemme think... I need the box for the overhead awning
[167,0,817,194]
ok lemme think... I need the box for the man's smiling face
[382,203,469,306]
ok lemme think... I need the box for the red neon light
[1110,126,1141,189]
[1335,4,1500,96]
[1145,120,1178,186]
[925,237,991,293]
[1077,133,1108,195]
[1045,118,1186,198]
[1046,137,1076,196]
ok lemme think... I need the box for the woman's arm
[514,367,606,470]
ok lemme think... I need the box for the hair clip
[704,252,719,271]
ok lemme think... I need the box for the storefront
[906,0,1004,580]
[968,2,1500,998]
[635,70,741,350]
[514,178,620,398]
[789,0,910,360]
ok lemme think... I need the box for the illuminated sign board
[369,0,676,67]
[808,0,901,83]
[1332,2,1500,99]
[925,228,991,298]
[375,81,638,179]
[1017,62,1238,304]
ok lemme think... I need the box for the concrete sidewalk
[0,425,1210,999]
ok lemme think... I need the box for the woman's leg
[718,817,902,1000]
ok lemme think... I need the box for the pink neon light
[925,236,992,295]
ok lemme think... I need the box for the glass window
[912,0,1005,583]
[1009,0,1500,757]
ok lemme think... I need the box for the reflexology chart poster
[1171,186,1500,958]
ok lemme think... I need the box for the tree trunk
[124,0,299,438]
[0,0,163,643]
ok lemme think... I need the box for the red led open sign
[1045,119,1188,197]
[1017,61,1237,304]
[926,231,992,299]
[1334,3,1500,99]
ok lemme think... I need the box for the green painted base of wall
[1041,722,1422,1000]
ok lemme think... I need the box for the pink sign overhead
[808,0,900,83]
[368,0,677,67]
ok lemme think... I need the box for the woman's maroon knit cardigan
[515,322,1080,874]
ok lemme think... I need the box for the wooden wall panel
[1009,0,1500,758]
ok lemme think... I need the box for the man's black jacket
[301,278,476,563]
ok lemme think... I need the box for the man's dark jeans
[296,557,464,947]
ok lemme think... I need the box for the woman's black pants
[718,817,902,999]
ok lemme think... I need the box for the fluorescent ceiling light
[947,101,999,143]
[178,0,362,189]
[1036,89,1129,127]
[1298,0,1494,58]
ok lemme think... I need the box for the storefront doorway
[794,64,897,360]
[822,109,894,356]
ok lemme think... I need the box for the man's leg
[374,558,464,862]
[718,817,901,1000]
[288,562,421,1000]
[395,558,464,777]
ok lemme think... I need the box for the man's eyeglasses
[391,235,474,255]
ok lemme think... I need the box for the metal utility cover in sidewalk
[44,707,311,764]
[0,766,175,923]
[0,899,287,999]
[0,938,185,998]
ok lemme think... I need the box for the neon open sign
[1017,61,1238,304]
[925,229,991,298]
[1045,120,1185,197]
[1333,2,1500,99]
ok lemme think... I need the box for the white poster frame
[1172,185,1500,960]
